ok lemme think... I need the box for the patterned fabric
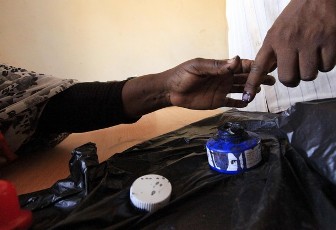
[226,0,336,112]
[0,63,77,163]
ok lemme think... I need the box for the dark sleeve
[36,80,141,134]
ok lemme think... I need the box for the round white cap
[130,174,172,212]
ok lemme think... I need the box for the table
[0,107,222,195]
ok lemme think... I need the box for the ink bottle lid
[206,122,262,174]
[130,174,172,212]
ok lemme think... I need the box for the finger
[240,59,253,73]
[235,59,272,74]
[188,56,240,76]
[230,85,245,93]
[232,74,248,84]
[277,49,300,87]
[230,85,261,93]
[261,75,276,86]
[225,55,242,73]
[299,50,319,81]
[243,45,276,102]
[319,47,336,72]
[232,59,253,74]
[233,73,275,85]
[223,98,248,108]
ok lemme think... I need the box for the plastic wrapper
[19,99,336,230]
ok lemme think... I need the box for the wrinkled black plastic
[20,99,336,230]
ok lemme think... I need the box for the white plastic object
[130,174,172,212]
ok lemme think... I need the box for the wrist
[122,72,171,118]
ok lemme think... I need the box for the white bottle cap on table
[130,174,172,212]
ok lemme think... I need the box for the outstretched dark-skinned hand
[122,56,275,118]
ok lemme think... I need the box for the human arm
[242,0,336,102]
[37,57,275,133]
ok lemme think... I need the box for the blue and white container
[206,122,262,174]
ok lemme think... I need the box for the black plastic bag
[20,99,336,230]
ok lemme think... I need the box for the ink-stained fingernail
[242,91,251,102]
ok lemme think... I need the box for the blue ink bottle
[206,122,262,174]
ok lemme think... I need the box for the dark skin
[122,56,275,118]
[242,0,336,102]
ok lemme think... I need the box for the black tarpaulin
[20,98,336,230]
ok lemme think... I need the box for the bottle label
[206,144,261,173]
[245,144,262,168]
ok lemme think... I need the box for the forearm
[38,72,173,134]
[37,81,140,134]
[122,72,172,118]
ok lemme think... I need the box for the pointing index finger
[242,45,276,102]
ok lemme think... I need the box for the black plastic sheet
[20,98,336,230]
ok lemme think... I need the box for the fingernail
[242,91,251,102]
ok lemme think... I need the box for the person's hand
[165,56,275,110]
[122,56,275,118]
[242,0,336,102]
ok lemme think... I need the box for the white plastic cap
[130,174,172,212]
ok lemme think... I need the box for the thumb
[225,55,241,73]
[187,56,240,76]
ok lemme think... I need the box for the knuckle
[264,75,276,85]
[319,64,335,72]
[300,69,318,81]
[280,78,300,87]
[301,74,317,81]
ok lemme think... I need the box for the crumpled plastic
[19,98,336,230]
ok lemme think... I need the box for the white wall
[0,0,228,82]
